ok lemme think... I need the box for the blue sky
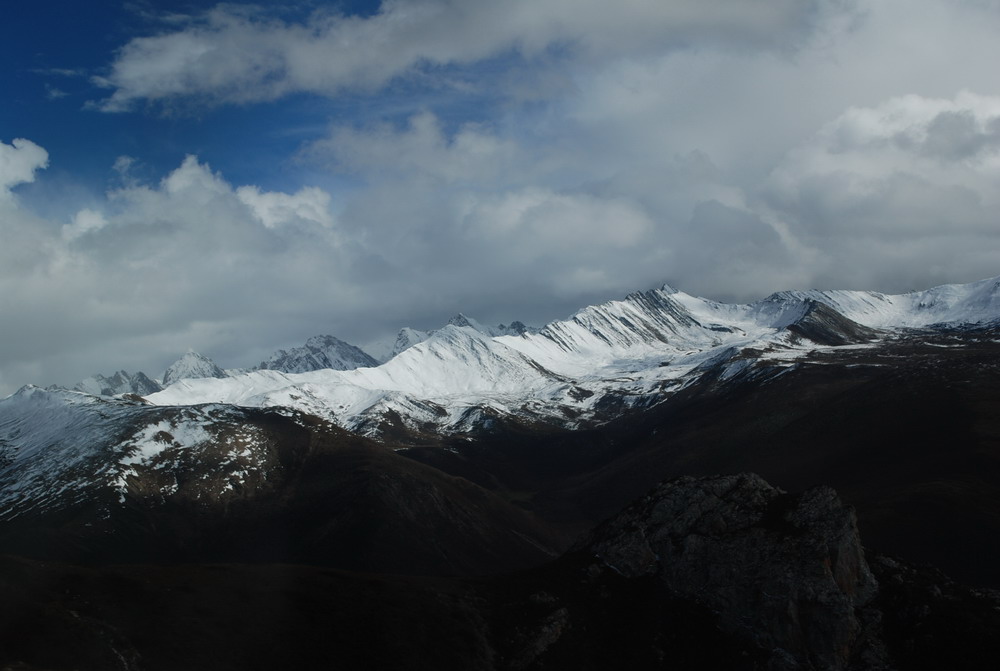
[4,2,364,195]
[4,0,1000,393]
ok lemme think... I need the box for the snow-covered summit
[380,314,536,361]
[447,313,533,337]
[753,275,1000,329]
[254,334,378,374]
[162,351,228,387]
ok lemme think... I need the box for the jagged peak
[447,313,476,328]
[255,334,378,374]
[303,334,350,348]
[12,384,41,397]
[70,369,163,398]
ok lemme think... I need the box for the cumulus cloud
[0,151,355,392]
[62,208,109,240]
[236,185,335,229]
[310,111,672,302]
[0,140,662,392]
[0,138,49,200]
[92,0,843,111]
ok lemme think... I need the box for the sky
[3,0,1000,394]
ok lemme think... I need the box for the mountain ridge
[56,314,526,398]
[144,274,1000,437]
[50,275,1000,402]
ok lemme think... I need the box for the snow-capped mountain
[254,334,378,373]
[758,275,1000,329]
[71,370,162,397]
[161,351,229,386]
[446,313,533,338]
[59,316,531,398]
[10,274,1000,467]
[59,336,381,399]
[145,276,1000,438]
[387,326,432,360]
[371,314,537,362]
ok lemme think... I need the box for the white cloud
[315,112,528,186]
[0,138,49,200]
[236,185,335,229]
[92,0,842,111]
[460,188,651,252]
[161,154,231,197]
[308,111,667,305]
[63,208,109,240]
[0,149,355,393]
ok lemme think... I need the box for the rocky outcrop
[586,473,882,670]
[786,300,880,347]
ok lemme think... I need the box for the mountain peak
[73,370,163,397]
[256,334,378,374]
[162,351,228,387]
[447,313,475,328]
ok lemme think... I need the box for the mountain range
[4,276,1000,669]
[148,275,1000,437]
[62,315,526,396]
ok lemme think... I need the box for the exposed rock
[586,473,881,670]
[785,301,880,347]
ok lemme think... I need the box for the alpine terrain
[3,276,1000,670]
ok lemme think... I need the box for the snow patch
[119,418,211,466]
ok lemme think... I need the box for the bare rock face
[586,473,880,671]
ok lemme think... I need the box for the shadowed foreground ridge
[2,473,998,671]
